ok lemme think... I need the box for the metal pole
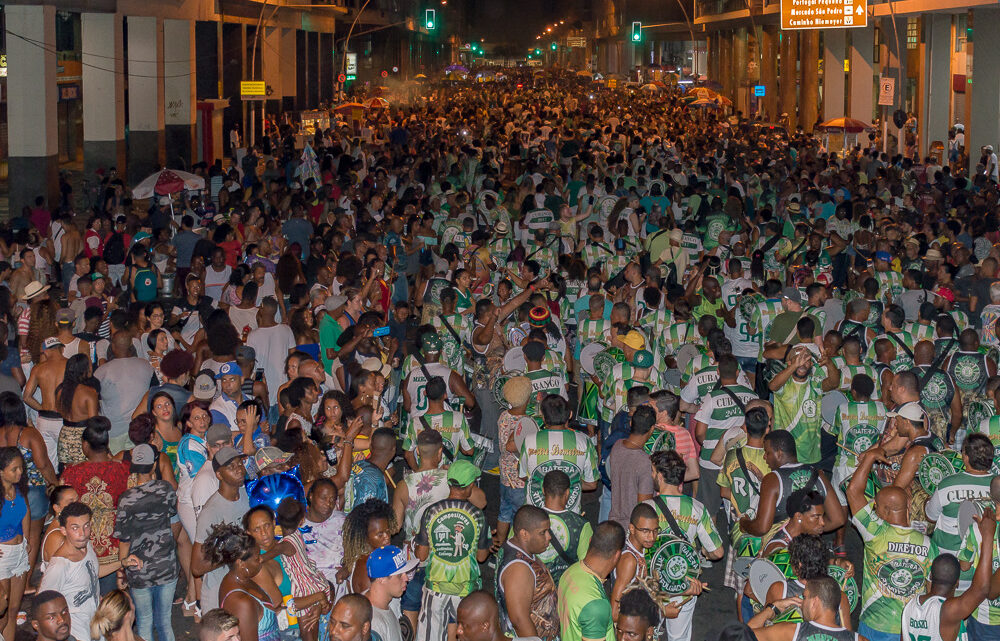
[340,0,375,93]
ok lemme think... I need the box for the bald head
[456,591,500,641]
[875,486,909,526]
[111,331,135,358]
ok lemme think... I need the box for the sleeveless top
[222,588,279,641]
[402,468,449,540]
[496,541,559,641]
[0,490,27,541]
[948,350,990,392]
[794,621,860,641]
[15,427,45,488]
[621,539,648,583]
[876,433,937,487]
[902,594,957,641]
[772,463,824,523]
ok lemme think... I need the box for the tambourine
[580,342,608,377]
[491,369,522,409]
[747,558,786,605]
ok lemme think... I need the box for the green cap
[421,333,443,354]
[632,349,653,368]
[447,460,481,487]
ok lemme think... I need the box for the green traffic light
[427,20,434,28]
[535,48,541,55]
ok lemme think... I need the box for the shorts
[857,622,901,641]
[498,483,525,524]
[400,567,425,612]
[58,420,87,468]
[27,485,49,520]
[35,412,63,473]
[0,540,29,579]
[736,356,757,373]
[415,588,460,641]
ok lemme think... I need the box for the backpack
[103,232,126,265]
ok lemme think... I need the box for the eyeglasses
[633,527,659,535]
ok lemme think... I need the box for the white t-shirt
[204,265,232,302]
[228,305,259,333]
[39,546,99,641]
[371,606,403,641]
[191,463,220,517]
[246,324,296,406]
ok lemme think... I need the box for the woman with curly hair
[20,291,57,366]
[204,522,281,641]
[112,414,177,489]
[336,498,395,594]
[289,307,320,362]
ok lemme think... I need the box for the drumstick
[835,442,854,454]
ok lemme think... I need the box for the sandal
[182,600,201,618]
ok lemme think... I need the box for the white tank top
[902,594,950,641]
[404,362,454,418]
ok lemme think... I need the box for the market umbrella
[332,102,367,113]
[132,168,205,200]
[690,98,722,107]
[414,73,428,80]
[817,117,874,133]
[576,70,593,77]
[445,64,469,73]
[368,97,390,109]
[640,83,661,92]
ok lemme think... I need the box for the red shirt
[653,422,700,461]
[61,460,130,564]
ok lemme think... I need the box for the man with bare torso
[23,336,69,471]
[10,249,37,302]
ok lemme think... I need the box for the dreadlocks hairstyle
[342,498,397,574]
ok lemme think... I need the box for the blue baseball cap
[215,361,243,379]
[366,545,418,580]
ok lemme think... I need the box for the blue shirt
[177,434,208,481]
[384,231,406,270]
[282,218,313,259]
[345,460,389,510]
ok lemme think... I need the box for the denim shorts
[27,485,49,520]
[499,483,526,524]
[736,356,757,373]
[400,566,425,612]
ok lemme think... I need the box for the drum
[827,564,859,612]
[504,347,526,372]
[593,348,619,381]
[747,558,786,605]
[491,370,523,409]
[646,536,702,596]
[526,459,584,512]
[821,391,848,426]
[917,451,958,494]
[838,472,883,502]
[675,343,701,375]
[644,428,677,455]
[580,342,607,376]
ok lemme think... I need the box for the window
[907,17,919,50]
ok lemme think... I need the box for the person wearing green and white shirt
[748,281,785,359]
[769,344,840,465]
[401,376,473,470]
[828,373,884,550]
[522,341,568,421]
[518,395,598,514]
[957,477,1000,639]
[846,445,938,641]
[415,460,492,641]
[643,450,719,641]
[905,506,996,641]
[693,355,758,522]
[926,434,995,572]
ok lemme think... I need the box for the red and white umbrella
[132,168,206,200]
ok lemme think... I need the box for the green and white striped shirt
[518,428,598,514]
[926,471,993,556]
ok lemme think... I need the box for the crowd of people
[5,68,1000,641]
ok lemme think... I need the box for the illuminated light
[631,21,642,42]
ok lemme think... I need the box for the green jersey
[524,368,567,419]
[719,445,770,519]
[866,331,915,372]
[853,502,937,634]
[431,313,473,374]
[401,410,472,464]
[681,350,713,387]
[540,508,593,584]
[926,471,993,556]
[581,242,614,270]
[903,321,935,346]
[415,498,490,596]
[750,299,784,357]
[643,493,724,555]
[557,562,614,641]
[661,321,696,357]
[773,369,826,465]
[693,384,759,469]
[875,270,905,299]
[958,520,1000,624]
[576,318,609,359]
[703,213,738,251]
[831,400,886,486]
[518,428,598,514]
[831,358,882,397]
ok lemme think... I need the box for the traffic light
[631,21,642,42]
[550,42,557,51]
[425,9,436,29]
[535,48,541,55]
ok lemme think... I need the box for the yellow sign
[607,78,618,88]
[240,80,266,97]
[781,0,867,29]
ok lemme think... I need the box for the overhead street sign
[754,85,766,97]
[567,37,587,48]
[781,0,867,29]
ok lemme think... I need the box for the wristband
[768,603,780,617]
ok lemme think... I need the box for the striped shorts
[415,588,461,641]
